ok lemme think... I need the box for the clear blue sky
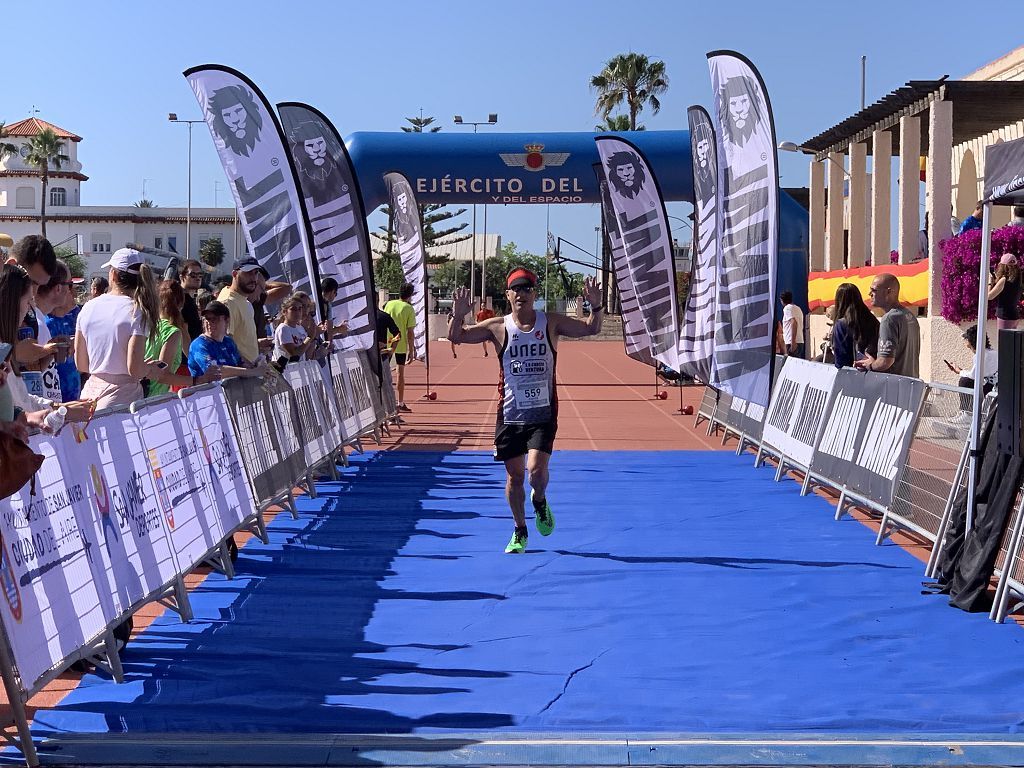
[6,0,1021,269]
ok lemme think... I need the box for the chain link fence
[883,383,975,543]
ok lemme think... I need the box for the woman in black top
[830,282,879,368]
[989,253,1022,330]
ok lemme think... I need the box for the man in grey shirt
[854,273,920,378]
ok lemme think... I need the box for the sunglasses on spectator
[184,271,203,278]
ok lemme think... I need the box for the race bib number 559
[513,381,549,410]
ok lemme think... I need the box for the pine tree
[372,113,471,264]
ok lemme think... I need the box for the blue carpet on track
[28,450,1024,736]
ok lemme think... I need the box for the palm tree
[595,114,644,132]
[23,128,69,238]
[0,122,17,163]
[133,199,157,208]
[590,53,669,131]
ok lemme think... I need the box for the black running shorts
[493,420,557,462]
[394,353,408,366]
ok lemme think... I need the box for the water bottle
[44,406,67,433]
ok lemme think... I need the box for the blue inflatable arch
[345,130,808,310]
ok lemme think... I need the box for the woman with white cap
[75,247,164,408]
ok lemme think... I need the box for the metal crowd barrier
[0,349,387,766]
[880,382,976,547]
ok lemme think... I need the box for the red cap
[506,268,538,289]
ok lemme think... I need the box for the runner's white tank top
[498,312,556,425]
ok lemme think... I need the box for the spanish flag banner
[807,260,928,310]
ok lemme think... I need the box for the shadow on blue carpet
[28,450,1024,737]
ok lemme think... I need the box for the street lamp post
[454,113,497,307]
[778,140,850,177]
[168,113,204,258]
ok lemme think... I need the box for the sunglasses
[184,271,203,278]
[508,285,535,294]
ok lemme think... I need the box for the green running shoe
[505,527,528,554]
[532,492,555,536]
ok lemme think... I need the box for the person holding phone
[936,325,999,438]
[0,264,89,433]
[76,248,165,409]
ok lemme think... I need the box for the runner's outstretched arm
[448,286,500,345]
[552,277,604,339]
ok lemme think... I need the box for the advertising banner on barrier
[0,435,108,689]
[810,370,926,507]
[134,399,223,572]
[179,386,255,537]
[284,361,341,467]
[184,66,320,310]
[721,394,766,443]
[222,377,307,506]
[680,105,719,383]
[328,351,360,442]
[350,352,380,433]
[707,50,779,407]
[60,412,179,624]
[384,172,428,364]
[278,102,379,357]
[761,358,838,469]
[597,174,655,367]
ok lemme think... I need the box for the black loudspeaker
[997,329,1024,456]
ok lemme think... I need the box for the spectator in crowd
[446,306,457,359]
[216,257,263,364]
[937,324,998,438]
[830,282,879,369]
[780,290,804,358]
[384,283,417,413]
[814,305,836,364]
[8,237,59,396]
[475,301,496,357]
[988,253,1021,330]
[317,276,349,345]
[958,201,984,235]
[950,206,961,236]
[272,295,313,369]
[0,352,28,444]
[145,280,221,395]
[39,260,80,401]
[250,267,291,356]
[855,273,920,378]
[89,275,109,301]
[178,259,205,346]
[212,275,232,295]
[377,305,400,361]
[6,234,56,288]
[1012,205,1024,227]
[29,259,76,402]
[196,289,214,312]
[917,212,929,262]
[0,264,89,430]
[75,248,164,409]
[187,301,268,381]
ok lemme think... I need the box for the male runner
[449,267,603,553]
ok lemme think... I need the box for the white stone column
[848,141,868,268]
[871,129,892,266]
[809,159,826,272]
[926,100,953,312]
[825,151,846,271]
[897,115,921,265]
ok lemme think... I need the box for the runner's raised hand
[452,286,472,318]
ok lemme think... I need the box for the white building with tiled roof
[0,117,241,278]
